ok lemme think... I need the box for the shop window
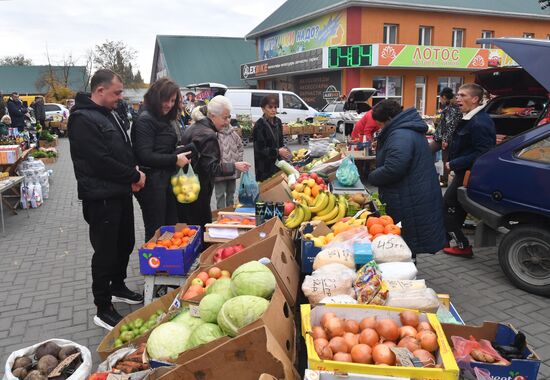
[523,32,535,39]
[383,24,398,44]
[481,30,494,48]
[516,135,550,163]
[251,92,273,107]
[436,77,463,109]
[372,76,402,106]
[283,93,308,110]
[452,29,465,47]
[419,26,433,46]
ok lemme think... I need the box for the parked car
[45,103,70,122]
[459,37,550,296]
[475,66,549,139]
[316,101,363,134]
[342,88,377,135]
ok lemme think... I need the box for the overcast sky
[0,0,286,82]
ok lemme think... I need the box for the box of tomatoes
[301,303,459,380]
[139,224,203,276]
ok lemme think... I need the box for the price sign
[328,45,373,68]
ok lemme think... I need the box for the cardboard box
[289,125,303,135]
[38,157,57,165]
[154,327,298,380]
[139,224,203,276]
[97,288,180,359]
[0,145,22,165]
[259,173,292,203]
[40,137,58,148]
[282,123,290,135]
[199,218,294,266]
[299,222,332,273]
[301,304,459,380]
[197,234,300,307]
[442,321,541,380]
[313,125,327,135]
[302,125,315,135]
[325,125,336,134]
[211,206,235,220]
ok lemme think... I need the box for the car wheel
[498,225,550,296]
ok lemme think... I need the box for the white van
[224,89,317,124]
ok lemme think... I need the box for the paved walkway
[0,139,548,378]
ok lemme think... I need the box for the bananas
[284,202,312,229]
[309,191,329,213]
[315,193,336,217]
[284,192,349,229]
[326,196,348,225]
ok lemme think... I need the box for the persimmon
[171,238,182,246]
[173,231,184,239]
[369,224,385,236]
[379,215,394,226]
[158,240,171,247]
[188,229,196,236]
[366,217,381,229]
[384,224,401,235]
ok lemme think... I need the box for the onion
[413,349,436,368]
[375,319,400,342]
[397,336,421,353]
[314,338,329,356]
[358,328,379,347]
[311,326,327,340]
[343,332,359,348]
[419,331,439,352]
[372,344,396,366]
[333,352,353,362]
[344,319,360,334]
[399,310,420,327]
[383,341,397,348]
[329,336,349,354]
[399,325,418,339]
[351,344,373,364]
[318,344,333,360]
[359,316,377,330]
[321,312,336,328]
[325,317,345,338]
[416,321,434,332]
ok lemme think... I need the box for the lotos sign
[377,44,516,69]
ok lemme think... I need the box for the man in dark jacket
[7,92,28,132]
[31,96,46,128]
[0,92,6,119]
[443,83,496,257]
[68,69,146,330]
[368,100,446,257]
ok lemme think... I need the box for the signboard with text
[258,10,346,60]
[240,48,324,80]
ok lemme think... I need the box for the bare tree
[36,51,77,101]
[93,40,144,89]
[0,54,32,65]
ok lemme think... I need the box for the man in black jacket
[7,92,28,132]
[68,69,146,330]
[31,96,46,129]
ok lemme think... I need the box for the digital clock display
[328,45,373,68]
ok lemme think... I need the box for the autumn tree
[93,40,144,88]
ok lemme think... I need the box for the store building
[243,0,550,114]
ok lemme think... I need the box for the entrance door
[415,76,426,115]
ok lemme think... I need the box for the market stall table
[0,176,25,234]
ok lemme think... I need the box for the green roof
[152,36,257,87]
[0,65,88,95]
[247,0,550,38]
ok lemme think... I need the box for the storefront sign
[377,44,516,69]
[241,48,324,80]
[258,10,347,59]
[328,44,373,68]
[294,71,342,110]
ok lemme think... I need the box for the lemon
[178,176,187,185]
[176,193,186,203]
[187,192,197,202]
[172,186,181,195]
[191,183,200,193]
[170,177,178,186]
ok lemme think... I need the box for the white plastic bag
[372,234,412,263]
[378,262,418,280]
[385,288,440,312]
[3,339,92,380]
[97,346,151,380]
[308,137,331,157]
[313,247,355,271]
[320,295,358,304]
[302,263,356,304]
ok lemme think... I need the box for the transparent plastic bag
[336,155,360,186]
[451,336,510,366]
[238,171,259,207]
[171,165,200,204]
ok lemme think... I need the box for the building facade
[243,0,550,114]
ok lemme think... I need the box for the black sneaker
[111,285,144,305]
[94,305,123,331]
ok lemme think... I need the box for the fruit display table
[0,176,24,234]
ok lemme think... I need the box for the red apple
[315,177,324,185]
[284,202,296,216]
[310,173,319,180]
[233,244,244,253]
[221,246,235,259]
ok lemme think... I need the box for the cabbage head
[172,309,205,330]
[217,295,269,337]
[199,294,225,323]
[231,261,276,299]
[147,321,191,360]
[187,323,226,349]
[205,278,233,301]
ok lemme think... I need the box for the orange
[311,185,320,198]
[173,231,183,239]
[144,242,156,249]
[171,238,182,246]
[366,217,381,229]
[188,229,196,236]
[168,245,179,249]
[158,240,171,247]
[369,224,385,236]
[379,215,394,226]
[384,224,401,235]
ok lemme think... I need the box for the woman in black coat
[179,96,251,227]
[131,78,191,241]
[253,94,292,182]
[368,100,446,257]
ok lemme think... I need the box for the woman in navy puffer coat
[368,100,446,256]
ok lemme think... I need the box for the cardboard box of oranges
[139,224,203,276]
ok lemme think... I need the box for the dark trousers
[177,181,213,227]
[83,196,135,308]
[135,171,178,242]
[443,172,470,248]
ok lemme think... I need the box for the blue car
[458,38,550,296]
